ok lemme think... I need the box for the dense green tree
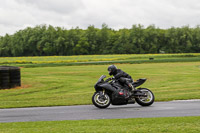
[73,37,89,55]
[85,25,98,54]
[129,25,146,54]
[191,26,200,52]
[0,24,199,57]
[112,29,130,54]
[97,23,111,54]
[0,34,12,56]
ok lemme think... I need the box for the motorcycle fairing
[111,90,127,105]
[95,82,117,93]
[133,78,146,87]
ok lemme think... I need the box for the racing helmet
[107,65,117,76]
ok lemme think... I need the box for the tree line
[0,24,200,57]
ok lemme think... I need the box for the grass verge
[0,116,200,133]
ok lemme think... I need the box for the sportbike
[92,75,154,108]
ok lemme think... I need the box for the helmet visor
[108,70,112,75]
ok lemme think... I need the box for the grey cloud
[1,0,200,36]
[17,0,85,14]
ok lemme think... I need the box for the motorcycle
[92,75,154,108]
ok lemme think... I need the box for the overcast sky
[1,0,200,36]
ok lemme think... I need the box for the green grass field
[0,116,200,133]
[0,61,199,108]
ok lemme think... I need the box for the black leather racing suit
[112,69,133,89]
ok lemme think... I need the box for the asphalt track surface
[0,100,200,123]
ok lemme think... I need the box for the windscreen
[97,75,106,82]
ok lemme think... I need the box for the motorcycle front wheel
[92,91,111,109]
[135,88,154,106]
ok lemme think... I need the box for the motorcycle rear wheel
[92,91,111,109]
[135,88,154,106]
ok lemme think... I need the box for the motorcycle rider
[107,65,134,91]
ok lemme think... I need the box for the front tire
[92,91,111,109]
[135,88,154,106]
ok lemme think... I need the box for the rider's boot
[128,83,135,91]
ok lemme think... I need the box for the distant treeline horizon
[0,24,200,57]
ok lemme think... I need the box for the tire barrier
[0,66,21,89]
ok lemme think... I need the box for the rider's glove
[108,78,112,80]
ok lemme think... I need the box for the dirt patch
[0,84,31,92]
[11,84,31,90]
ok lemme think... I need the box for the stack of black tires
[0,66,21,89]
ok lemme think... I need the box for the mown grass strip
[0,53,200,65]
[1,56,200,68]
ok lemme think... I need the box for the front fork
[98,89,106,100]
[99,89,105,97]
[102,89,105,95]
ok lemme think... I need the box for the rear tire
[135,88,154,106]
[92,91,111,109]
